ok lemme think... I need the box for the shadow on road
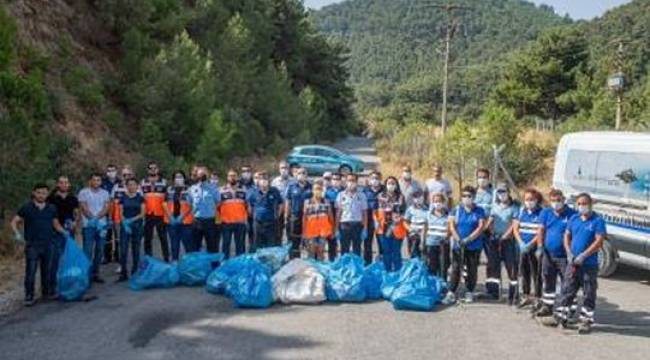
[594,296,650,338]
[605,264,650,284]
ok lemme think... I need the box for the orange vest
[389,220,408,240]
[110,183,128,223]
[141,179,167,217]
[218,186,248,224]
[303,200,333,239]
[164,187,193,225]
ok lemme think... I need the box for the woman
[118,178,145,281]
[424,193,450,278]
[374,176,406,262]
[513,188,544,308]
[449,186,486,303]
[302,182,334,260]
[380,206,408,271]
[486,184,520,304]
[165,171,194,261]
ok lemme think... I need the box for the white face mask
[477,178,489,187]
[258,179,269,188]
[578,205,591,215]
[497,193,508,202]
[551,201,564,211]
[347,182,357,191]
[174,177,185,187]
[525,200,537,210]
[462,197,473,207]
[107,171,117,179]
[241,172,252,180]
[431,202,445,211]
[402,172,412,180]
[413,197,424,205]
[369,178,380,187]
[386,184,396,193]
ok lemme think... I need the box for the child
[302,182,334,260]
[424,193,450,279]
[380,205,408,272]
[404,190,428,258]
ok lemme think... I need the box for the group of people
[10,161,605,333]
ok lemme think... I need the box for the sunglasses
[461,194,473,198]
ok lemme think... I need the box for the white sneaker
[441,292,456,305]
[114,265,122,274]
[464,292,474,303]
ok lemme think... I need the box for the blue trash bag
[390,259,441,311]
[254,244,290,273]
[228,260,273,308]
[205,255,259,295]
[57,236,91,301]
[178,252,224,286]
[325,254,367,302]
[381,272,400,300]
[129,256,180,290]
[362,261,386,300]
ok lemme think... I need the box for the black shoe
[536,306,554,317]
[92,276,105,284]
[577,322,592,334]
[24,296,35,307]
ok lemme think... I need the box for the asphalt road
[1,137,649,360]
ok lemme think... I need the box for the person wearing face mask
[379,205,408,271]
[553,193,605,334]
[374,177,406,262]
[335,173,369,258]
[239,166,256,251]
[399,166,425,208]
[324,173,345,260]
[271,161,295,243]
[117,178,146,281]
[425,193,452,301]
[285,167,312,258]
[425,165,453,206]
[363,171,384,262]
[248,172,284,249]
[141,161,170,262]
[188,167,221,253]
[513,188,544,308]
[164,171,194,261]
[474,168,494,215]
[219,170,250,257]
[108,166,135,273]
[448,186,487,303]
[302,181,334,260]
[404,190,428,258]
[535,189,577,317]
[485,183,520,303]
[101,164,119,265]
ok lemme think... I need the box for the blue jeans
[168,223,193,261]
[222,223,246,258]
[48,234,66,295]
[339,222,363,256]
[380,235,403,272]
[82,226,106,277]
[120,220,143,276]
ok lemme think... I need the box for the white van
[553,131,650,276]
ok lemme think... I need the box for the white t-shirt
[425,178,452,198]
[78,187,110,224]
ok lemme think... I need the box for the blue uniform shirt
[517,207,543,244]
[540,206,577,258]
[188,182,220,219]
[286,182,312,217]
[248,187,283,222]
[452,205,486,251]
[567,213,607,267]
[363,186,383,211]
[475,187,494,216]
[490,202,520,238]
[325,186,343,207]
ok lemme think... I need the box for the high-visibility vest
[110,182,127,223]
[218,186,248,224]
[141,179,167,217]
[164,186,193,225]
[303,199,333,239]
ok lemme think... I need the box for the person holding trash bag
[220,169,250,257]
[553,193,606,334]
[424,193,450,280]
[78,173,111,283]
[141,162,170,262]
[379,204,408,272]
[325,173,344,260]
[404,189,428,259]
[374,177,406,260]
[165,171,194,261]
[535,189,576,317]
[486,183,520,304]
[302,181,334,260]
[248,172,284,250]
[117,178,146,281]
[11,183,66,306]
[513,188,544,309]
[449,186,487,303]
[188,167,221,253]
[46,176,79,300]
[335,173,368,257]
[285,167,312,259]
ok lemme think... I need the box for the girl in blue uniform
[513,188,544,308]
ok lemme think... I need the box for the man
[188,167,221,253]
[399,166,425,207]
[12,183,65,306]
[101,164,120,264]
[425,165,453,205]
[78,173,111,283]
[363,171,384,263]
[141,161,170,261]
[248,172,284,249]
[536,189,577,317]
[220,170,249,258]
[325,173,345,260]
[109,166,135,271]
[553,193,605,334]
[46,176,79,299]
[239,165,256,251]
[271,161,294,243]
[474,168,494,215]
[285,167,312,258]
[335,173,369,257]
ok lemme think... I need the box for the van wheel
[598,240,618,277]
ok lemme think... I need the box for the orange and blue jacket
[141,178,167,217]
[218,185,248,224]
[302,199,333,239]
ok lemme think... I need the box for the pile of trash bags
[129,256,181,290]
[57,236,91,301]
[178,252,224,286]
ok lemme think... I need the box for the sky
[304,0,632,20]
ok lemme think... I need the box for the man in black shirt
[46,176,79,299]
[11,183,66,306]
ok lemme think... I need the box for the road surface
[1,137,649,360]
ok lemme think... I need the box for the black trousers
[24,245,51,298]
[556,265,598,324]
[449,248,481,293]
[144,215,169,261]
[541,256,568,309]
[254,220,276,251]
[276,215,285,246]
[485,238,519,299]
[287,215,303,259]
[407,233,422,259]
[364,211,375,264]
[192,218,220,253]
[520,250,543,297]
[425,243,450,278]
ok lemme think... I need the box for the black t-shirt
[17,202,58,246]
[47,192,79,226]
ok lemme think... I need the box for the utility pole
[608,41,625,130]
